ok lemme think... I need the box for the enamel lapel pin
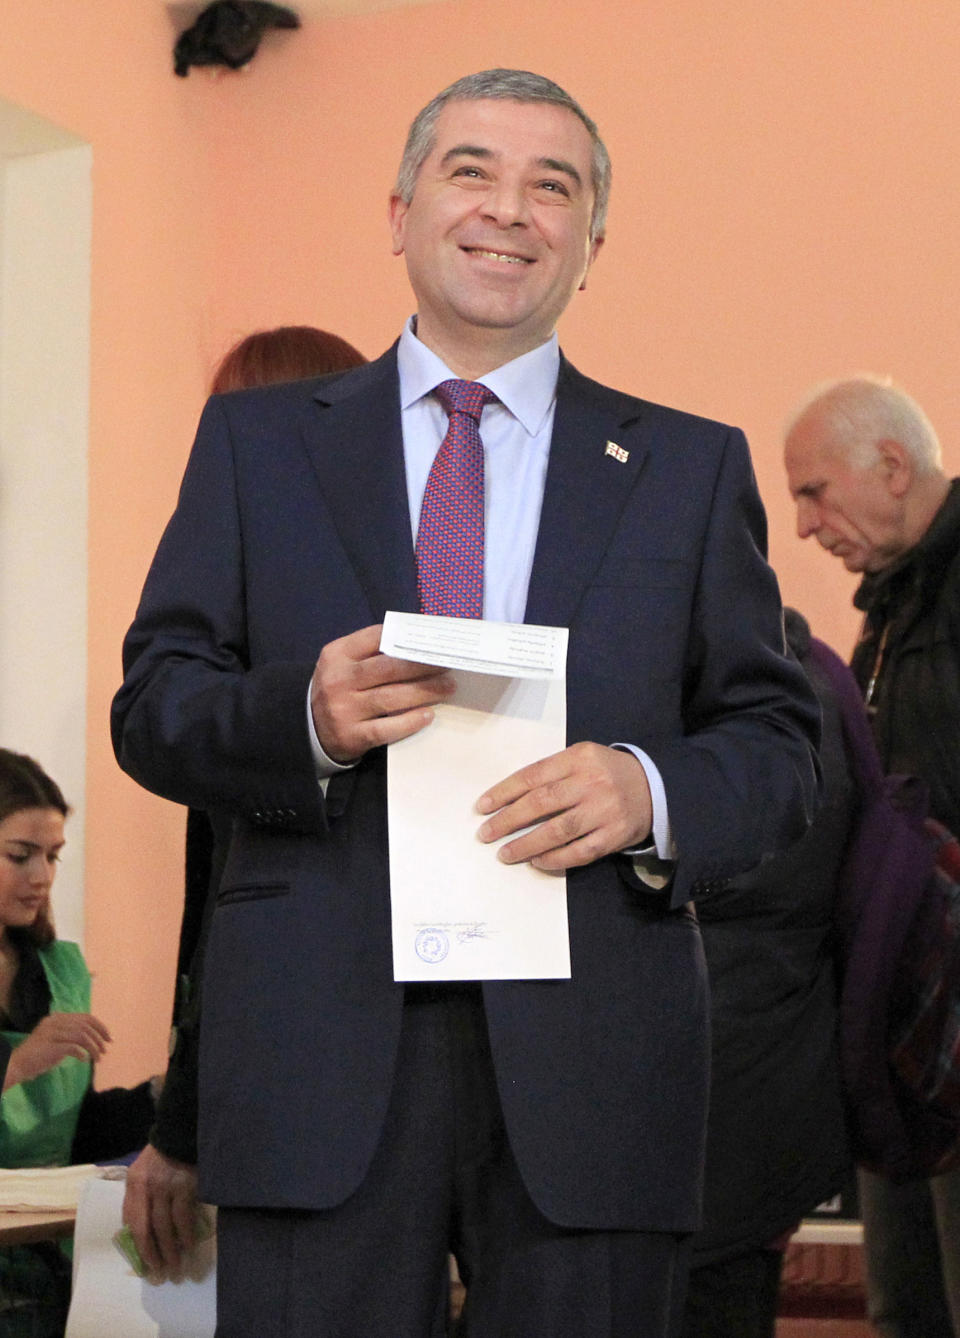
[605,440,629,463]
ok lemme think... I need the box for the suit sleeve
[641,427,821,906]
[150,998,201,1164]
[111,396,327,832]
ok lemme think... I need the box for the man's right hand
[123,1143,201,1280]
[2,1011,110,1089]
[310,623,455,763]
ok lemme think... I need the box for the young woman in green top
[0,749,156,1336]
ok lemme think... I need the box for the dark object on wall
[174,2,300,77]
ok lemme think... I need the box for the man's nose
[795,498,818,540]
[481,180,529,227]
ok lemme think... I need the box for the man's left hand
[476,743,653,871]
[123,1143,200,1280]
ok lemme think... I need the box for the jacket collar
[854,477,960,615]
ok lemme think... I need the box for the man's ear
[877,437,913,498]
[388,194,408,257]
[578,234,604,292]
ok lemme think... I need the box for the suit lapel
[297,349,651,629]
[525,357,650,628]
[299,345,419,621]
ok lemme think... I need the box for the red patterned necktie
[416,379,496,618]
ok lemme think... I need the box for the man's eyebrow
[537,157,583,187]
[440,144,494,167]
[3,839,63,852]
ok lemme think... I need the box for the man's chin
[821,542,865,573]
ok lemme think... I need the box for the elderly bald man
[785,375,960,1338]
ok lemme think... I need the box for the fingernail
[476,795,492,813]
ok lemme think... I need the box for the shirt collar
[397,317,559,436]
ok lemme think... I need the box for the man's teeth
[471,249,529,264]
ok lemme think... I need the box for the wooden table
[0,1207,75,1246]
[793,1218,863,1246]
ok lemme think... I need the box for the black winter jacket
[692,610,852,1264]
[852,478,960,836]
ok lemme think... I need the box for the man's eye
[453,166,484,179]
[538,180,570,196]
[5,853,28,866]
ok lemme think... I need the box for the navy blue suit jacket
[112,347,819,1233]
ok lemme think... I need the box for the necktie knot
[433,379,497,423]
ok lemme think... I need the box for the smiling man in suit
[112,69,819,1338]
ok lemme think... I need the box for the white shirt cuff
[610,742,676,862]
[307,686,358,793]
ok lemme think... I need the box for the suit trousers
[215,985,690,1338]
[679,1247,784,1338]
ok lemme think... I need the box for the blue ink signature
[457,923,492,943]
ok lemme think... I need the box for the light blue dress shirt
[397,319,554,625]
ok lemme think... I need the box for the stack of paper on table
[0,1163,97,1211]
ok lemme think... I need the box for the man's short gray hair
[787,374,943,475]
[394,69,612,244]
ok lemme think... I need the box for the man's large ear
[388,194,408,257]
[578,234,604,291]
[877,437,913,498]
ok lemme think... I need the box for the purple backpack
[808,636,960,1181]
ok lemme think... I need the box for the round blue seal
[415,928,449,964]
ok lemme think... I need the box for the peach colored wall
[0,5,216,1084]
[0,0,957,1084]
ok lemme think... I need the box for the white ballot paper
[381,612,570,981]
[66,1176,216,1338]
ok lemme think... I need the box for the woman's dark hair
[0,749,69,946]
[210,326,367,394]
